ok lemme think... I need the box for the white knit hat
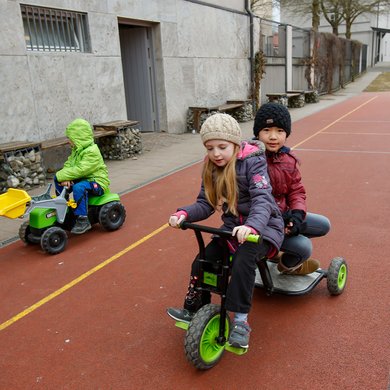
[200,113,242,146]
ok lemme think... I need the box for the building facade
[1,0,255,143]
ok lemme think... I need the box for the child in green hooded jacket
[55,118,110,234]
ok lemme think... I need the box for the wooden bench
[41,132,117,150]
[93,120,139,132]
[189,102,245,132]
[40,127,123,150]
[0,141,41,155]
[287,90,319,104]
[38,130,117,175]
[40,137,68,150]
[266,92,300,103]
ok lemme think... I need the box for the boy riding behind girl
[253,102,330,274]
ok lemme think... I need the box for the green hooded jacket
[56,119,110,191]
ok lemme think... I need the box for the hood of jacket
[65,119,94,150]
[237,140,265,160]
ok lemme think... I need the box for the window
[21,4,90,52]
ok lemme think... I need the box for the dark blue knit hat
[253,102,292,138]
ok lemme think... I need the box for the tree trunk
[312,0,320,32]
[345,19,352,39]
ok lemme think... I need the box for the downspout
[245,0,255,114]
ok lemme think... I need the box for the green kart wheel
[184,304,230,370]
[327,257,348,295]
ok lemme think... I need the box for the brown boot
[277,258,320,275]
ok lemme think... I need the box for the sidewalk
[0,64,387,247]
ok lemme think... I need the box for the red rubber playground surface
[0,92,389,389]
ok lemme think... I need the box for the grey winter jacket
[179,141,284,250]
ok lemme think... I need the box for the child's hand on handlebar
[60,180,73,189]
[232,225,252,244]
[168,211,187,228]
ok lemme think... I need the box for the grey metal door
[119,26,158,132]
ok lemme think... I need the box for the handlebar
[180,221,261,244]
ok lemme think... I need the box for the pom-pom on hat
[200,113,242,146]
[253,102,292,138]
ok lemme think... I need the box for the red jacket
[266,147,307,215]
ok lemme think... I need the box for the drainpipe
[245,0,255,114]
[285,25,292,92]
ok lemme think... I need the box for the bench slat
[0,141,41,153]
[41,130,118,150]
[217,103,243,111]
[93,120,139,132]
[266,93,301,98]
[41,137,68,149]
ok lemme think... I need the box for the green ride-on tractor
[0,184,126,255]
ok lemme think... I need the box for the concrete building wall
[379,12,390,62]
[0,0,251,142]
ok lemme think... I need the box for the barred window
[21,4,91,52]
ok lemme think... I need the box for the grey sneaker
[71,216,91,235]
[228,321,251,348]
[166,307,194,324]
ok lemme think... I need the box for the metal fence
[258,19,312,102]
[258,19,286,103]
[256,18,367,101]
[313,33,367,94]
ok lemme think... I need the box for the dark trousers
[281,212,331,268]
[190,238,270,314]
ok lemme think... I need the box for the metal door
[119,26,158,132]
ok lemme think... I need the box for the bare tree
[340,0,390,39]
[251,0,277,18]
[321,0,344,35]
[276,0,390,37]
[276,0,321,30]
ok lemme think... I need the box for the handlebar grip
[179,221,262,243]
[246,234,261,244]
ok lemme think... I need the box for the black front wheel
[184,304,230,370]
[40,227,68,255]
[98,202,126,231]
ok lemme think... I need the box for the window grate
[20,4,90,52]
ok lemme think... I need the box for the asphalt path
[0,92,389,389]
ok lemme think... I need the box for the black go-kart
[169,221,347,370]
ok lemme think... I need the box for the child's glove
[282,209,305,236]
[168,211,187,228]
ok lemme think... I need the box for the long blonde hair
[202,144,239,216]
